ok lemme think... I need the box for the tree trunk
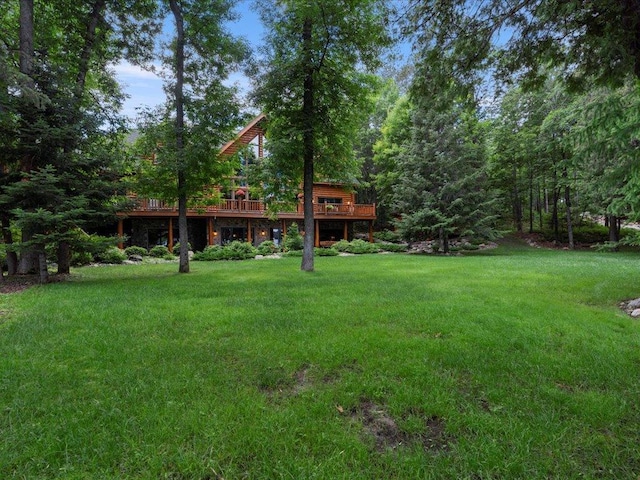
[57,241,71,274]
[608,215,620,242]
[170,0,189,273]
[563,168,574,249]
[528,168,534,233]
[1,214,18,275]
[37,247,49,284]
[564,187,574,249]
[301,16,315,272]
[17,0,39,274]
[440,228,449,254]
[551,170,559,242]
[512,165,522,232]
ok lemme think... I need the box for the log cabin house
[116,113,376,251]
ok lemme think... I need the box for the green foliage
[149,245,170,258]
[98,247,127,264]
[223,241,257,260]
[374,230,401,243]
[332,240,351,253]
[377,242,408,253]
[124,246,148,257]
[70,251,94,266]
[192,242,257,261]
[333,239,380,254]
[192,245,226,261]
[256,240,279,256]
[283,223,304,251]
[172,242,192,254]
[591,241,620,253]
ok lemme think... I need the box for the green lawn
[2,242,640,479]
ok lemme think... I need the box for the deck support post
[117,219,124,249]
[343,221,348,241]
[248,219,252,244]
[314,220,320,247]
[168,217,174,252]
[207,218,214,245]
[369,221,374,243]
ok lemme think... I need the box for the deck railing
[129,195,376,218]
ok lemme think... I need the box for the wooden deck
[125,196,376,220]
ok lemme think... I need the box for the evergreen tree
[0,0,158,278]
[393,89,497,252]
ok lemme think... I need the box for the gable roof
[219,113,266,156]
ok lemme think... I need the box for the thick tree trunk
[608,215,620,242]
[37,248,49,284]
[301,17,315,272]
[170,0,189,274]
[17,0,39,274]
[57,241,71,274]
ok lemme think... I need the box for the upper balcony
[126,195,376,220]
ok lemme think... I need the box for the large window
[221,227,247,245]
[318,197,343,204]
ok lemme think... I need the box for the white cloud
[112,61,161,81]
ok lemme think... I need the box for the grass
[1,240,640,479]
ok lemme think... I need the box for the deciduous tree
[253,0,390,271]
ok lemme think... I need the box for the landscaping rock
[631,309,640,318]
[627,298,640,310]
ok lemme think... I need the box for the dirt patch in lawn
[350,399,452,453]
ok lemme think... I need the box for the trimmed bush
[332,240,351,252]
[346,239,380,254]
[257,240,279,256]
[149,245,170,258]
[98,247,126,264]
[124,246,148,257]
[193,245,226,261]
[223,241,257,260]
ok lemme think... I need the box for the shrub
[98,247,127,264]
[193,245,225,261]
[332,239,351,252]
[374,229,401,243]
[149,245,170,258]
[378,242,408,253]
[257,240,279,256]
[591,241,619,252]
[345,239,380,254]
[283,223,304,251]
[71,250,94,266]
[224,241,257,260]
[124,246,148,257]
[172,242,192,254]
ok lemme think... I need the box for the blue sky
[114,0,264,121]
